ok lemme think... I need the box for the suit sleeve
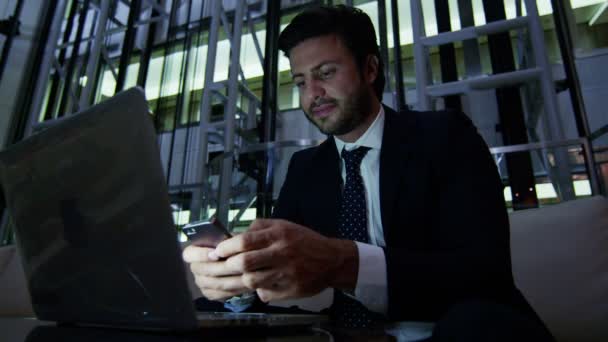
[385,111,513,320]
[271,151,302,222]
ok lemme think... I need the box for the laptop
[0,87,326,331]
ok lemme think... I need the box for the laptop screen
[0,88,198,330]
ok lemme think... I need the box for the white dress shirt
[334,107,388,315]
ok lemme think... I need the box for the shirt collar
[334,106,385,153]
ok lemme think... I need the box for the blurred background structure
[0,0,607,244]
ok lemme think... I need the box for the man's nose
[306,80,326,103]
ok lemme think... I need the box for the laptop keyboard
[196,312,267,320]
[195,312,327,327]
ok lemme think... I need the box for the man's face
[289,34,376,138]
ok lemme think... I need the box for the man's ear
[365,55,379,85]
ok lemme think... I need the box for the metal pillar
[390,0,406,110]
[190,0,222,222]
[3,1,58,145]
[166,2,194,188]
[43,0,79,121]
[524,0,576,201]
[435,0,461,110]
[180,3,207,188]
[551,0,587,134]
[457,0,482,77]
[482,0,540,209]
[217,1,246,225]
[23,0,68,137]
[257,0,281,219]
[550,0,601,195]
[137,4,160,88]
[152,0,180,133]
[57,0,91,116]
[0,0,24,82]
[411,0,431,110]
[79,0,111,110]
[115,0,142,92]
[377,0,391,94]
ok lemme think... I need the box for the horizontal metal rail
[426,68,542,97]
[489,137,586,154]
[421,16,529,46]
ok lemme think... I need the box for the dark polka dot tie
[332,146,380,329]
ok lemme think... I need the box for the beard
[303,83,373,137]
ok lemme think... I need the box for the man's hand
[182,245,250,301]
[212,219,359,302]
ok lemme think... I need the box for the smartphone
[182,218,232,248]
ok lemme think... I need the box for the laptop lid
[0,88,199,330]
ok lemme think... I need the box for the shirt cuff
[353,241,388,315]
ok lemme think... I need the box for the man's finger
[248,218,274,232]
[226,248,277,273]
[241,268,282,290]
[182,245,215,263]
[190,261,242,277]
[214,229,274,258]
[203,289,243,302]
[194,274,249,293]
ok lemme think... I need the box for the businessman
[183,5,555,340]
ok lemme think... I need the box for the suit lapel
[379,106,416,243]
[310,137,342,238]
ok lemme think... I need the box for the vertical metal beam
[190,0,222,221]
[23,0,68,137]
[79,0,111,110]
[115,0,142,92]
[411,0,430,110]
[58,0,91,116]
[524,0,575,201]
[550,0,592,139]
[5,1,57,144]
[257,0,281,218]
[217,1,246,225]
[166,1,192,187]
[43,0,80,120]
[457,0,482,77]
[247,97,258,130]
[1,0,45,243]
[550,0,600,195]
[180,3,208,188]
[137,5,159,88]
[218,9,248,88]
[246,9,265,68]
[482,0,539,209]
[434,0,461,110]
[377,0,391,94]
[152,0,179,133]
[390,0,406,110]
[0,0,24,82]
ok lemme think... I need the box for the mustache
[309,98,337,113]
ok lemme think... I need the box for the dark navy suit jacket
[272,106,538,321]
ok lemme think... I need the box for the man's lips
[311,103,336,118]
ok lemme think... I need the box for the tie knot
[341,146,371,168]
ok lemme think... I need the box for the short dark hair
[278,5,385,99]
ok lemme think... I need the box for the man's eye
[295,81,305,88]
[320,69,335,79]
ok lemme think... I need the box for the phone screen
[183,218,231,248]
